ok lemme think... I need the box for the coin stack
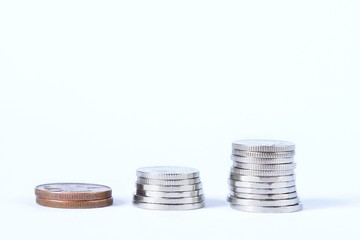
[35,183,113,209]
[227,140,302,213]
[133,166,205,210]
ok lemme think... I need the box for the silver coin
[228,179,295,189]
[229,186,297,194]
[232,150,295,158]
[227,195,300,206]
[229,191,298,200]
[229,173,296,182]
[232,162,296,171]
[230,167,294,177]
[136,166,199,180]
[136,183,203,192]
[136,177,201,186]
[230,203,303,213]
[136,189,204,198]
[133,201,205,211]
[231,155,294,164]
[232,139,295,152]
[133,195,205,204]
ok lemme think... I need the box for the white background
[0,0,359,239]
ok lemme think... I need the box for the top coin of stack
[227,140,302,213]
[133,166,205,210]
[35,183,113,209]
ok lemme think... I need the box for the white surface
[0,1,359,239]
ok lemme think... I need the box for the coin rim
[36,197,113,209]
[133,201,205,211]
[35,183,112,201]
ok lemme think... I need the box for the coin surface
[230,167,294,177]
[229,186,297,194]
[133,201,205,211]
[136,166,199,180]
[35,183,112,200]
[232,140,295,152]
[137,177,201,186]
[228,179,295,189]
[232,162,296,171]
[232,150,295,158]
[133,195,205,204]
[136,189,204,198]
[229,173,296,182]
[227,195,300,207]
[229,191,298,200]
[136,183,203,192]
[36,197,113,209]
[230,203,303,213]
[231,155,294,164]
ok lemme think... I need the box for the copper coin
[36,197,113,209]
[35,183,112,201]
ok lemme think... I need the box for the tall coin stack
[133,166,205,210]
[227,140,302,213]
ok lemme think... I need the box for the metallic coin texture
[227,195,300,207]
[229,191,298,200]
[136,183,203,192]
[229,186,297,194]
[133,201,205,211]
[232,162,296,171]
[230,203,303,213]
[137,177,201,186]
[232,150,295,158]
[228,179,295,189]
[136,166,199,180]
[229,173,296,182]
[231,155,294,164]
[36,197,113,209]
[136,189,204,198]
[35,183,112,201]
[232,140,295,152]
[133,195,205,204]
[230,167,294,177]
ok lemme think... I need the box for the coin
[232,162,296,171]
[136,189,204,198]
[137,177,201,186]
[232,140,295,152]
[232,150,295,158]
[231,155,294,164]
[229,186,297,194]
[229,173,296,182]
[133,195,205,204]
[229,191,298,200]
[136,183,203,192]
[230,167,294,177]
[136,166,199,180]
[133,201,205,211]
[227,195,300,206]
[36,197,113,209]
[230,203,303,213]
[35,183,112,201]
[228,179,295,188]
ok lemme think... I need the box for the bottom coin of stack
[227,139,302,213]
[35,183,113,209]
[133,166,205,210]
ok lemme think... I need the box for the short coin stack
[35,183,113,209]
[133,166,205,210]
[227,140,302,213]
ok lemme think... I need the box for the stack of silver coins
[133,166,205,210]
[227,140,302,213]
